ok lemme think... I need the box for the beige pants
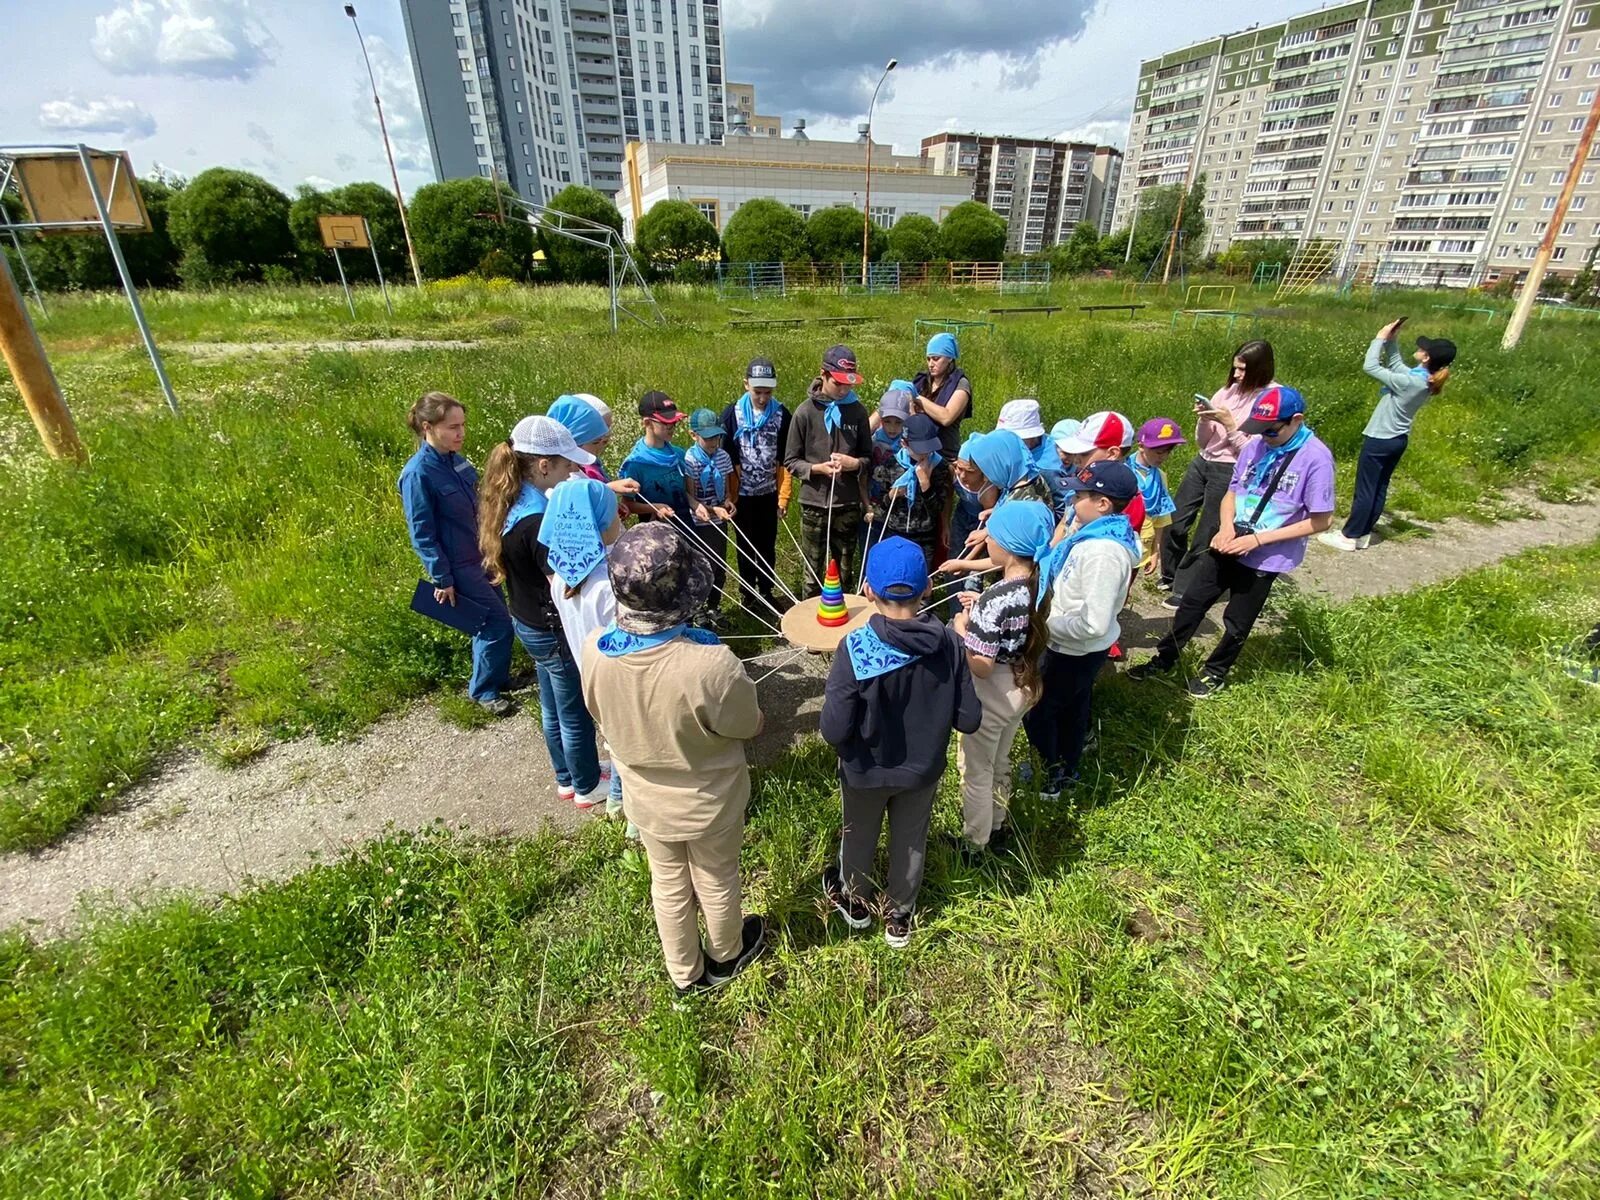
[957,665,1031,846]
[637,822,745,987]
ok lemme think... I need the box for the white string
[857,490,895,593]
[753,646,809,685]
[822,468,838,579]
[780,509,825,592]
[664,512,786,634]
[726,516,801,606]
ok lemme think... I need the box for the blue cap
[1241,385,1307,434]
[865,535,929,601]
[902,413,942,455]
[1070,460,1139,503]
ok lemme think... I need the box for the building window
[1549,93,1564,108]
[1576,10,1592,26]
[464,79,476,93]
[870,205,896,227]
[1567,37,1582,52]
[691,198,719,227]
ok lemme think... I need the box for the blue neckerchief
[622,437,683,472]
[537,477,618,586]
[502,482,548,534]
[734,392,774,443]
[685,443,726,503]
[1029,439,1059,479]
[1245,423,1314,490]
[596,623,719,657]
[893,447,941,505]
[1035,514,1141,609]
[873,427,903,452]
[845,622,919,681]
[816,391,856,435]
[1130,457,1176,521]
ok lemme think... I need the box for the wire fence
[713,261,1052,300]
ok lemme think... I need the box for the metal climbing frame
[505,196,663,331]
[1275,243,1339,298]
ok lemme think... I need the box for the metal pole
[0,248,84,461]
[608,244,617,332]
[333,246,355,316]
[6,229,47,318]
[347,6,424,290]
[77,144,178,416]
[1503,83,1600,350]
[366,217,393,316]
[1124,193,1137,263]
[861,60,896,288]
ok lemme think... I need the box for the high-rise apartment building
[400,0,727,201]
[921,133,1124,252]
[1114,1,1600,287]
[725,82,782,136]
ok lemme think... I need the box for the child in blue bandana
[819,536,981,948]
[865,412,951,575]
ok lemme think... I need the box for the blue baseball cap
[902,413,942,455]
[864,535,929,601]
[1071,460,1139,503]
[1241,385,1307,434]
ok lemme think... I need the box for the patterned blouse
[962,578,1033,663]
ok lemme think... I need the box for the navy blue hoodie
[820,613,982,789]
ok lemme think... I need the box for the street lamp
[860,58,897,287]
[345,4,424,289]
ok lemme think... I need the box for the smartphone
[1392,315,1409,330]
[1193,392,1210,410]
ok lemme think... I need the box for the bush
[540,185,624,283]
[168,168,295,285]
[633,200,719,274]
[288,182,408,284]
[408,178,533,281]
[884,213,940,264]
[939,201,1007,262]
[804,205,885,264]
[721,198,808,263]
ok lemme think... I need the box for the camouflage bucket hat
[608,522,713,634]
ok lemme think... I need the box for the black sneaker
[1126,658,1173,682]
[478,696,517,717]
[1161,595,1182,611]
[884,909,913,949]
[1187,673,1226,699]
[1040,769,1079,800]
[822,865,872,931]
[705,915,767,984]
[674,970,714,1000]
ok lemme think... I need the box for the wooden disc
[779,592,873,653]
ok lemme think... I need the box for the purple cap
[1138,417,1188,449]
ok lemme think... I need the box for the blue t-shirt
[620,444,691,521]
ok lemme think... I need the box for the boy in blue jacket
[820,536,982,947]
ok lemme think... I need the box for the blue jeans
[453,567,514,703]
[1342,434,1409,539]
[512,620,600,796]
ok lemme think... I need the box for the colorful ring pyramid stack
[816,559,849,626]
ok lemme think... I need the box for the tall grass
[1,281,1597,848]
[1,542,1596,1195]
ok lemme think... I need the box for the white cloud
[92,0,275,81]
[350,35,431,175]
[301,174,336,191]
[37,94,158,139]
[1053,118,1129,149]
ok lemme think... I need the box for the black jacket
[820,614,981,789]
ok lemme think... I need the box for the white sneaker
[1356,533,1371,549]
[557,783,576,803]
[574,785,606,811]
[1318,531,1362,552]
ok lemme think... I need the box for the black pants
[1023,647,1109,783]
[732,491,781,610]
[1162,457,1236,595]
[1153,550,1279,680]
[839,776,939,915]
[685,520,728,602]
[1342,434,1408,539]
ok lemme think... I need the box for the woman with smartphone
[1159,340,1277,606]
[1319,318,1454,552]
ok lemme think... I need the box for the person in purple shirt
[1128,385,1335,698]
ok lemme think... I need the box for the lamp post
[345,4,424,289]
[860,58,897,287]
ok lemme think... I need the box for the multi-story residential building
[920,133,1124,251]
[1115,0,1600,287]
[400,0,727,202]
[725,82,782,136]
[618,133,973,242]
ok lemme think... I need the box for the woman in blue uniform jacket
[398,391,516,714]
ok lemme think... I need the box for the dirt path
[168,339,477,358]
[4,493,1597,937]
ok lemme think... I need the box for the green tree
[6,179,182,292]
[540,184,624,283]
[721,198,808,263]
[939,201,1007,261]
[633,199,720,273]
[1123,176,1209,272]
[288,182,406,283]
[167,168,294,285]
[1215,236,1295,279]
[408,177,534,280]
[883,213,941,264]
[804,204,886,264]
[1050,221,1105,275]
[1566,244,1598,304]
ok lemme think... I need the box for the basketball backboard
[5,149,151,235]
[318,214,371,249]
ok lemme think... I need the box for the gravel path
[3,492,1596,937]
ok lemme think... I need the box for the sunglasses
[1262,422,1289,438]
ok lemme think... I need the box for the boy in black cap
[783,344,874,596]
[720,357,794,613]
[820,535,982,948]
[619,391,692,524]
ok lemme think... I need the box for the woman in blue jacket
[398,391,516,715]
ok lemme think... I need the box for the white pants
[957,666,1031,846]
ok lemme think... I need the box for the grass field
[2,537,1597,1196]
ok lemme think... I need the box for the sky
[1,0,1326,198]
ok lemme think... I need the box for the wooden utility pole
[0,247,84,462]
[1503,84,1600,349]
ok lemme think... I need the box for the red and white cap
[1056,411,1134,454]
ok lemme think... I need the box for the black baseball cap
[1072,460,1139,502]
[745,357,778,389]
[1415,336,1456,369]
[638,390,685,423]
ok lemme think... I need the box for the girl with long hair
[951,500,1055,856]
[398,391,515,715]
[1161,339,1276,605]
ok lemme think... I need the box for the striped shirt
[684,447,735,525]
[962,578,1033,662]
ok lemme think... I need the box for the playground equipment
[1275,243,1339,298]
[506,195,662,330]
